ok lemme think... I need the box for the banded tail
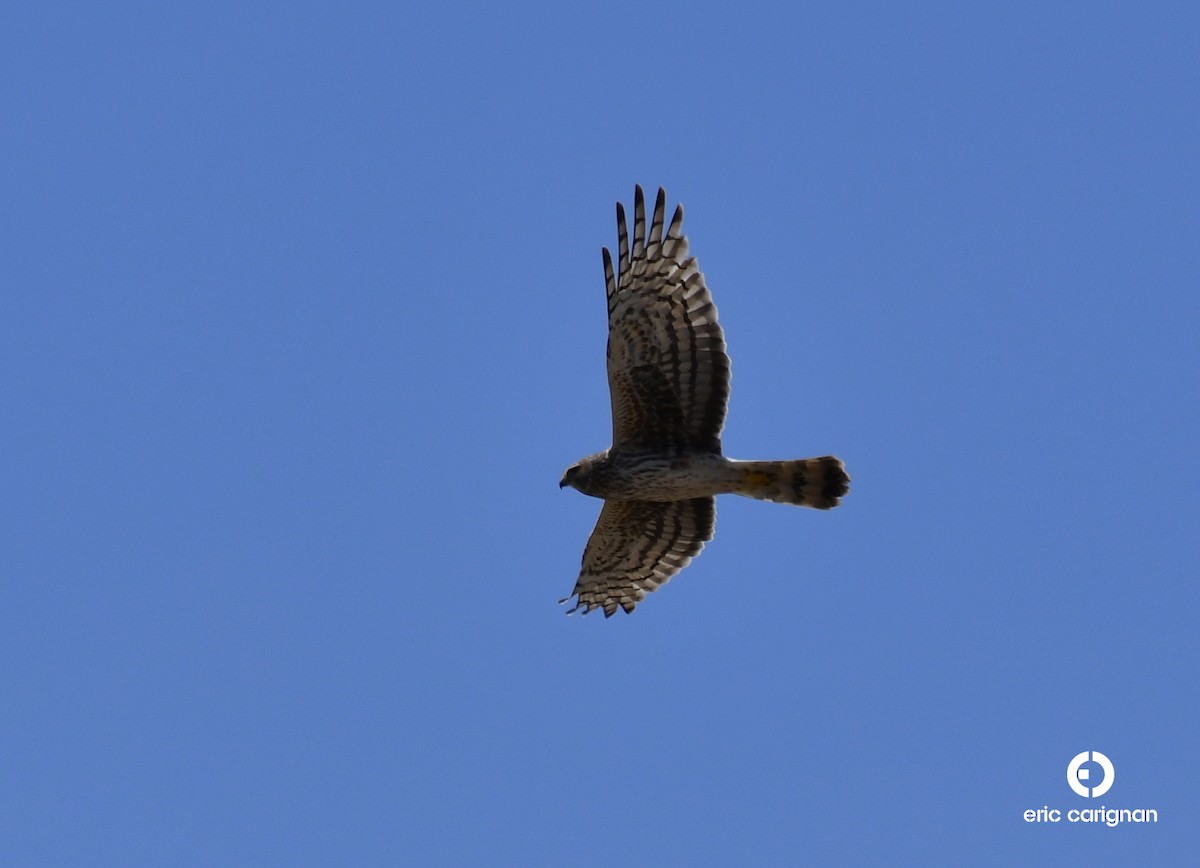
[733,456,849,509]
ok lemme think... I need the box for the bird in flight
[559,186,849,616]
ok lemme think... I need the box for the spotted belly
[598,451,735,501]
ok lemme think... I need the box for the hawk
[559,186,850,616]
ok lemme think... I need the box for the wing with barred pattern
[603,186,730,454]
[560,497,715,617]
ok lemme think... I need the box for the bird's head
[559,453,606,496]
[559,464,581,490]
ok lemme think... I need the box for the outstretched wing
[603,186,730,454]
[560,497,715,617]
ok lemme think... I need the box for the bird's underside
[559,186,848,617]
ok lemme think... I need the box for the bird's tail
[731,456,849,509]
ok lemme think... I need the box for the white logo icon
[1067,751,1115,798]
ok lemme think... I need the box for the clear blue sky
[4,2,1198,865]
